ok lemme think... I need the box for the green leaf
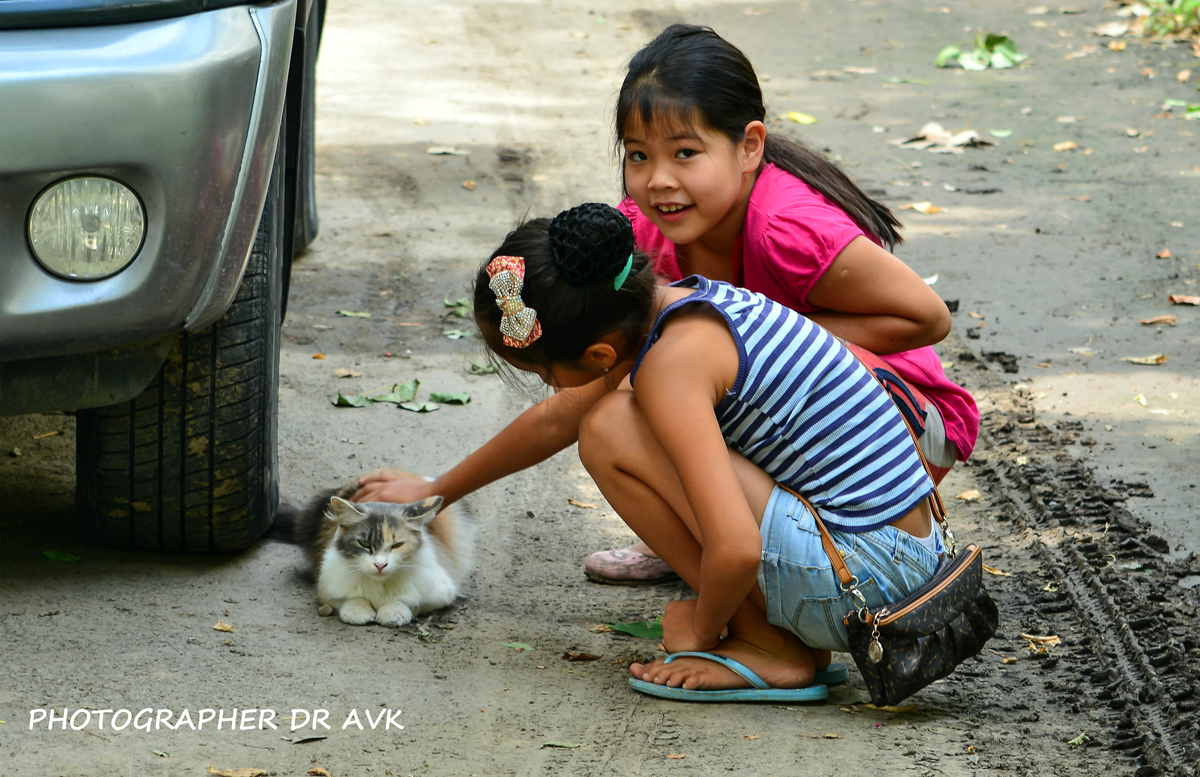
[934,45,961,68]
[336,310,372,318]
[1163,98,1189,107]
[443,296,472,319]
[42,551,81,563]
[603,619,664,640]
[958,51,990,71]
[370,379,420,404]
[399,401,440,413]
[466,361,497,375]
[153,750,169,758]
[988,129,1013,138]
[444,329,473,340]
[501,642,533,651]
[428,392,470,405]
[541,742,585,749]
[784,111,818,125]
[333,392,373,408]
[1067,733,1090,747]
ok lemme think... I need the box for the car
[0,0,325,552]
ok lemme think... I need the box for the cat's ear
[325,496,368,527]
[405,496,444,527]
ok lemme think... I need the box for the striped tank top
[630,276,933,533]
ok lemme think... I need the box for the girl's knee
[578,390,638,469]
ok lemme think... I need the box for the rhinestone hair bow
[485,255,542,348]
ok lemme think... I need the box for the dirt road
[2,1,1198,775]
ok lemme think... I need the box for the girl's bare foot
[630,633,816,691]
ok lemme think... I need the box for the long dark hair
[616,24,902,249]
[473,203,657,386]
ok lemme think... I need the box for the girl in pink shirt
[584,24,979,584]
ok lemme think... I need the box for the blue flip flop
[628,651,831,703]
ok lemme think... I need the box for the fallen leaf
[589,623,615,633]
[1063,46,1097,59]
[1091,21,1130,36]
[1020,632,1061,646]
[1168,294,1200,305]
[371,380,420,404]
[1143,67,1156,78]
[983,564,1014,577]
[1136,394,1147,406]
[308,769,332,777]
[562,651,602,661]
[1067,346,1102,356]
[955,489,983,501]
[1068,733,1090,747]
[333,392,372,408]
[336,310,371,318]
[542,742,585,749]
[502,642,533,652]
[428,392,470,405]
[1003,656,1018,664]
[1138,315,1176,326]
[291,735,328,745]
[604,619,664,640]
[900,201,941,214]
[312,353,325,360]
[988,129,1013,137]
[567,498,597,509]
[399,401,440,413]
[745,733,760,740]
[397,322,423,327]
[889,122,995,153]
[333,369,362,379]
[1156,248,1172,259]
[843,66,877,74]
[213,620,235,633]
[968,311,984,319]
[861,704,917,713]
[989,648,1017,663]
[1179,69,1193,83]
[822,733,842,739]
[466,361,497,375]
[444,296,472,318]
[42,550,80,563]
[666,753,686,759]
[1116,354,1167,365]
[412,116,429,126]
[1064,195,1091,201]
[462,180,477,191]
[426,146,468,155]
[444,329,473,340]
[207,769,268,777]
[1108,40,1127,51]
[1056,115,1080,123]
[153,750,169,758]
[784,111,819,124]
[1170,221,1183,227]
[1053,141,1078,151]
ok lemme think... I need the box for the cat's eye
[356,539,371,550]
[390,541,406,550]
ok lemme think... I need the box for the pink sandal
[584,546,678,585]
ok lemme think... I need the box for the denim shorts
[758,485,941,652]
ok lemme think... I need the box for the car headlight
[27,177,146,280]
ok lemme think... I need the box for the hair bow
[485,255,542,348]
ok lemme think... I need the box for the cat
[275,472,473,627]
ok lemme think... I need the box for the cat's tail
[265,488,341,555]
[264,494,307,544]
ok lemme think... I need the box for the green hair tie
[613,253,633,291]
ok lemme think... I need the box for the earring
[602,366,610,374]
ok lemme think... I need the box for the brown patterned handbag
[779,451,998,706]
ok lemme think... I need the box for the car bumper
[0,0,295,369]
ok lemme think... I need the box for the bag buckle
[841,576,868,614]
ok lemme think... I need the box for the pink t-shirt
[618,163,979,459]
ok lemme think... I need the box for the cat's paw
[375,601,414,627]
[337,599,376,625]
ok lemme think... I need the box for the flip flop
[628,652,829,703]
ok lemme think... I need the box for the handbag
[777,431,998,707]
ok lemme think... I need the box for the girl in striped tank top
[439,202,944,701]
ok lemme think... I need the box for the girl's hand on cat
[353,471,437,505]
[661,599,721,654]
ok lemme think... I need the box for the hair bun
[548,202,635,285]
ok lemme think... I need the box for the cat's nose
[374,562,387,572]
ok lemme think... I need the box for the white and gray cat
[279,473,473,627]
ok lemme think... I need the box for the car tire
[74,139,285,553]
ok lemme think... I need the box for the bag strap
[776,483,857,588]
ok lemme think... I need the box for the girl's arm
[804,236,951,355]
[634,314,762,649]
[353,376,615,506]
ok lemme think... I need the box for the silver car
[0,0,325,552]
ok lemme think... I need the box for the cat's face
[325,496,443,579]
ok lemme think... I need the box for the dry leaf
[667,753,686,759]
[213,621,235,633]
[1168,294,1200,305]
[589,623,615,633]
[1142,67,1156,78]
[308,770,333,777]
[745,733,760,740]
[1157,249,1172,259]
[1003,656,1018,664]
[1108,40,1126,51]
[955,489,983,501]
[1179,69,1193,83]
[1021,632,1061,646]
[1138,315,1176,326]
[983,564,1014,577]
[1056,115,1080,123]
[862,703,917,713]
[333,369,362,378]
[843,66,877,74]
[567,498,597,509]
[462,180,477,191]
[823,733,842,739]
[207,769,267,777]
[1116,354,1167,365]
[989,648,1017,664]
[968,311,984,319]
[1135,394,1147,406]
[562,651,602,662]
[1053,141,1078,152]
[900,202,941,214]
[412,116,429,126]
[312,353,325,360]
